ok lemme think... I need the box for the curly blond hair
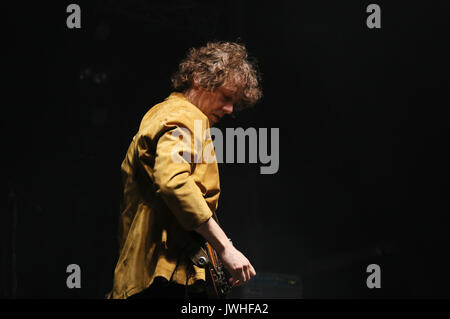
[171,41,262,111]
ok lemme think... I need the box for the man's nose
[222,104,233,114]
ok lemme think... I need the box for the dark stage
[3,0,450,300]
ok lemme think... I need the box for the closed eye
[223,94,232,102]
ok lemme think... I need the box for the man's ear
[192,74,201,88]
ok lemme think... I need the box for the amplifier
[227,272,303,299]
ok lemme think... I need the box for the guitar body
[203,242,232,299]
[186,213,232,299]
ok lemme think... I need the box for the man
[108,41,262,299]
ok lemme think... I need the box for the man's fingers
[236,270,246,285]
[230,264,255,287]
[239,267,247,283]
[243,265,251,282]
[250,264,256,277]
[222,248,256,287]
[229,277,240,287]
[246,266,253,282]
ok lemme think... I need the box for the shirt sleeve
[137,117,213,231]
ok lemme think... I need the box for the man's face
[189,86,239,125]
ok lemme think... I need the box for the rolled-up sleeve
[137,118,213,231]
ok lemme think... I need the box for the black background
[3,0,450,298]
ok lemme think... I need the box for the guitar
[187,234,232,299]
[187,212,232,299]
[203,242,232,299]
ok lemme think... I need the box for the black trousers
[127,277,208,300]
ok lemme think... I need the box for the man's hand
[195,217,256,286]
[217,243,256,287]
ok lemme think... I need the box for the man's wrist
[195,216,233,254]
[215,238,233,254]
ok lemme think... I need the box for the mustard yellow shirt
[108,92,220,299]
